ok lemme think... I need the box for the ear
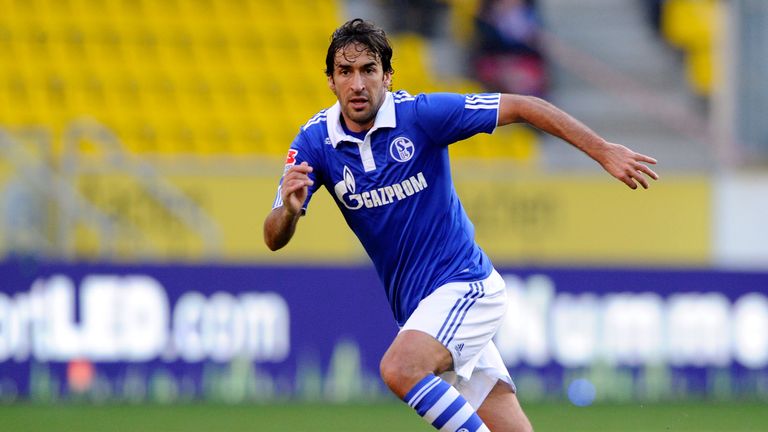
[383,71,393,89]
[327,75,336,94]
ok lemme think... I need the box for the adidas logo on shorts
[454,343,464,355]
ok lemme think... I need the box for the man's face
[328,43,392,133]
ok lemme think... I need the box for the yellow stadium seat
[71,0,118,21]
[4,74,47,126]
[6,0,40,19]
[686,48,713,96]
[662,0,715,49]
[0,0,528,159]
[662,0,719,95]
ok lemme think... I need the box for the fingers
[621,164,658,190]
[635,163,659,181]
[281,176,311,215]
[289,161,314,174]
[282,177,313,193]
[633,152,658,165]
[619,174,638,190]
[281,166,313,207]
[282,175,314,195]
[633,171,649,189]
[282,163,314,189]
[606,145,659,190]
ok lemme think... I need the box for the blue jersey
[273,91,499,325]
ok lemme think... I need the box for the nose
[351,71,365,92]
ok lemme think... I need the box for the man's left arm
[498,94,659,189]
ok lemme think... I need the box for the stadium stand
[0,0,536,160]
[0,0,336,156]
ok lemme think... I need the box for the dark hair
[325,18,394,76]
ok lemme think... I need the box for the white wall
[714,173,768,268]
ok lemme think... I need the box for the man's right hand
[264,161,314,251]
[280,162,314,216]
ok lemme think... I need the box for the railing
[0,120,222,259]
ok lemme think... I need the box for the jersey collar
[326,92,396,148]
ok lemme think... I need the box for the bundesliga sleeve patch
[282,149,299,176]
[275,149,299,208]
[285,149,298,166]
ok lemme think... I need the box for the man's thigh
[383,329,454,374]
[401,270,508,381]
[477,380,533,432]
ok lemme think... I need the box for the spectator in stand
[472,0,547,97]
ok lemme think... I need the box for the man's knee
[378,353,401,392]
[379,348,429,397]
[379,330,453,398]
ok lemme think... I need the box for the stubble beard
[346,108,375,128]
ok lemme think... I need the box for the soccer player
[264,18,658,432]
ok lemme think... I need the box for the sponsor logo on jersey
[343,165,356,194]
[333,166,428,210]
[389,136,414,162]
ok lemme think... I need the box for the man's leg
[380,329,452,397]
[380,330,491,432]
[476,381,533,432]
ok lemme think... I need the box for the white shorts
[400,269,515,409]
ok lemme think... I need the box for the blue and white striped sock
[403,374,490,432]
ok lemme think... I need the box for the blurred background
[1,0,767,430]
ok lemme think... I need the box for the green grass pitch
[2,401,767,431]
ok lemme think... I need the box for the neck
[340,115,370,138]
[341,116,372,134]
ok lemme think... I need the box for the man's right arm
[263,162,314,251]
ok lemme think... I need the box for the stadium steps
[537,0,715,172]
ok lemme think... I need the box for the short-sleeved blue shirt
[274,90,500,325]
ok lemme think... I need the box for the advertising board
[0,260,766,402]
